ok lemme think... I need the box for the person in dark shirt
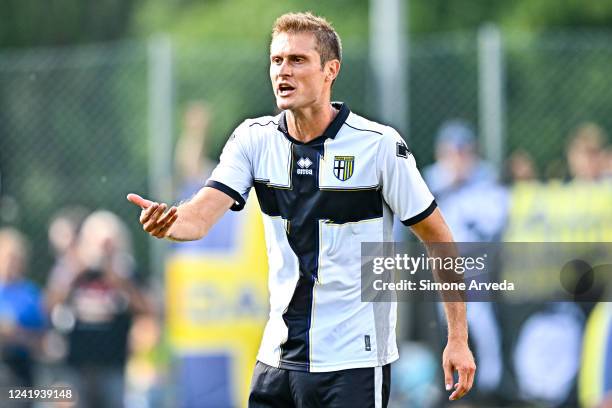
[46,210,149,408]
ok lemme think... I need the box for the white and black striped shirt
[206,102,436,372]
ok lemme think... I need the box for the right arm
[127,186,234,241]
[131,120,253,241]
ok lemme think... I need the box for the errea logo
[297,157,313,175]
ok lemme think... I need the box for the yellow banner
[502,180,612,298]
[504,180,612,242]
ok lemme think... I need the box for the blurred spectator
[422,120,508,404]
[0,228,45,388]
[125,314,166,408]
[173,100,241,253]
[506,149,538,183]
[512,302,584,406]
[46,210,150,408]
[424,119,508,242]
[424,119,497,196]
[45,207,88,312]
[604,149,612,179]
[174,101,216,199]
[566,122,608,181]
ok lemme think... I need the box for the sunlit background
[0,0,611,407]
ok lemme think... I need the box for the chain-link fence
[505,30,612,177]
[2,29,609,283]
[0,42,150,282]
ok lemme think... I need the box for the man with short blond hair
[272,12,342,67]
[128,11,475,407]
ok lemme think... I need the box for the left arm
[411,208,476,401]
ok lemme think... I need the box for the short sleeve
[378,129,437,226]
[206,123,254,211]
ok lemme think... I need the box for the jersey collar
[278,102,350,144]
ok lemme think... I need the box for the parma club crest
[333,156,354,181]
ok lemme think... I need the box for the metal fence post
[370,0,413,341]
[148,35,174,280]
[478,24,505,173]
[369,0,408,137]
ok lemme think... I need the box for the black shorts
[248,361,391,408]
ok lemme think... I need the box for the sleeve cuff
[205,180,246,211]
[401,200,437,226]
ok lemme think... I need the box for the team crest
[333,156,354,181]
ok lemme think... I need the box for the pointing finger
[127,193,154,209]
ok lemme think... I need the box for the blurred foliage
[504,31,612,178]
[0,44,150,282]
[134,0,612,40]
[135,0,369,45]
[0,0,139,47]
[410,0,612,34]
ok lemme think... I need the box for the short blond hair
[272,12,342,66]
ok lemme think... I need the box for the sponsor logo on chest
[297,157,313,175]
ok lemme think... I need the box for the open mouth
[278,84,295,96]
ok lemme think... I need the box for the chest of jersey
[252,134,383,264]
[253,133,380,191]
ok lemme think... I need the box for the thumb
[443,361,454,391]
[127,193,154,209]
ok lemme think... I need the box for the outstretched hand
[127,193,178,239]
[442,338,476,401]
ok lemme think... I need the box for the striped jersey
[206,102,436,372]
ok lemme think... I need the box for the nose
[276,59,292,77]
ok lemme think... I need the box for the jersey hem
[257,353,399,373]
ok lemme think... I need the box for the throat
[287,106,338,143]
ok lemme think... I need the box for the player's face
[270,32,330,111]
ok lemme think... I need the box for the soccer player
[128,12,475,407]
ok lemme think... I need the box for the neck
[286,102,338,143]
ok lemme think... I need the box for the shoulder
[229,114,282,148]
[343,112,387,137]
[237,114,281,135]
[344,112,404,143]
[343,112,408,154]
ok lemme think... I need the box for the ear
[324,59,341,83]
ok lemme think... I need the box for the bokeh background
[0,0,611,407]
